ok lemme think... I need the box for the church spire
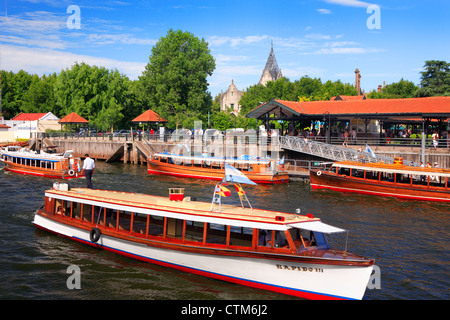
[259,42,282,86]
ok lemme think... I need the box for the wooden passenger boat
[33,167,374,300]
[147,153,289,184]
[0,146,84,179]
[310,160,450,202]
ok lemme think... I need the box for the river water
[0,161,448,301]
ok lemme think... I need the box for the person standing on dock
[82,154,95,189]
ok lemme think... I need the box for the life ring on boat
[68,169,75,176]
[317,170,322,176]
[90,227,101,243]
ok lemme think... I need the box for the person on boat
[57,206,64,215]
[82,154,95,189]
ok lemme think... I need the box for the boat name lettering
[276,264,324,272]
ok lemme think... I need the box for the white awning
[289,221,346,234]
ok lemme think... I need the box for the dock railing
[280,135,418,166]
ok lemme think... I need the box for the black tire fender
[90,227,101,243]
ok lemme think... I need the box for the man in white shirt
[82,154,95,188]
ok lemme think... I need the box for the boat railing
[280,135,418,166]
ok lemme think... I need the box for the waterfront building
[220,42,283,114]
[0,112,60,142]
[220,80,244,115]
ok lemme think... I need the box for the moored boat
[147,152,289,184]
[33,165,373,300]
[310,160,450,202]
[0,146,84,179]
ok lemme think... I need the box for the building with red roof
[246,96,450,140]
[2,112,60,140]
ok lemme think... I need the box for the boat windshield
[289,228,330,251]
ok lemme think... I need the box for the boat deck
[335,161,450,176]
[47,187,315,226]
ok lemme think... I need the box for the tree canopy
[238,76,358,116]
[415,60,450,96]
[139,29,215,129]
[53,62,132,130]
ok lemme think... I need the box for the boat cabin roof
[2,150,67,161]
[153,153,271,165]
[45,187,344,233]
[333,161,450,178]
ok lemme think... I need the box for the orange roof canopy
[58,112,89,124]
[247,96,450,119]
[132,109,167,123]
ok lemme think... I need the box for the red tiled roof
[12,113,48,121]
[247,96,450,118]
[298,96,450,115]
[0,124,11,129]
[59,112,89,123]
[132,109,167,122]
[330,95,366,101]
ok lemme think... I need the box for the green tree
[239,76,358,116]
[22,73,58,113]
[0,70,33,119]
[139,29,216,129]
[54,62,131,131]
[415,60,450,96]
[367,78,418,99]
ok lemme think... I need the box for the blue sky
[1,0,449,98]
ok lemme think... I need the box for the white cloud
[323,0,374,8]
[1,44,146,80]
[87,34,156,46]
[305,33,332,40]
[317,8,332,14]
[207,35,270,47]
[313,47,384,54]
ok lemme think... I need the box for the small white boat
[0,146,83,179]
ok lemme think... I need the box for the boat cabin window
[82,204,93,223]
[71,202,81,219]
[229,226,252,248]
[206,223,227,245]
[118,210,132,232]
[184,220,205,243]
[148,215,164,236]
[54,199,70,216]
[257,229,271,246]
[132,212,147,235]
[289,228,329,250]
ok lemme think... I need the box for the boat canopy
[289,221,346,234]
[153,152,271,165]
[332,161,450,178]
[45,190,290,231]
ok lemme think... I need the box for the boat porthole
[317,170,322,176]
[90,227,101,243]
[68,169,75,176]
